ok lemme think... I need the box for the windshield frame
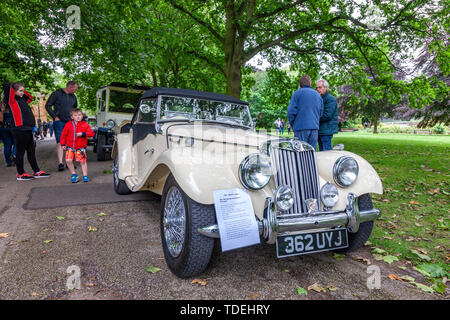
[106,87,144,115]
[154,94,254,131]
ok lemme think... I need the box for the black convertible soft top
[141,87,248,105]
[98,82,152,91]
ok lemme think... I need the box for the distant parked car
[94,82,151,161]
[112,87,383,278]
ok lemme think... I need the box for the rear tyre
[337,194,374,253]
[160,174,215,278]
[113,153,131,195]
[97,133,106,161]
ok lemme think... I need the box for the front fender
[115,133,133,178]
[316,150,383,210]
[140,147,271,217]
[126,145,382,217]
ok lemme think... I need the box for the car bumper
[101,145,113,152]
[198,193,381,244]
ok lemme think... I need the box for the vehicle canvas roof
[141,87,249,105]
[98,82,152,91]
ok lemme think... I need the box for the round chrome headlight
[239,153,272,190]
[275,185,294,211]
[320,182,339,208]
[106,119,116,129]
[333,156,359,187]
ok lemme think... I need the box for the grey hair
[317,79,329,88]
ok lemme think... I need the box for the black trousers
[12,130,40,175]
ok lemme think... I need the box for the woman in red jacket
[3,82,50,180]
[60,108,95,183]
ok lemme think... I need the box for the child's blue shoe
[83,175,89,183]
[71,174,79,183]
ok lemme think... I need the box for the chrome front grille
[271,147,320,214]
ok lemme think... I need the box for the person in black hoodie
[3,82,50,180]
[45,81,78,171]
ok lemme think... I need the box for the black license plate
[276,228,348,258]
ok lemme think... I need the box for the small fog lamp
[275,185,295,211]
[320,182,339,209]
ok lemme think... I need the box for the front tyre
[338,193,374,253]
[97,133,107,161]
[161,174,215,278]
[113,153,131,195]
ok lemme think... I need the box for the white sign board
[213,188,260,252]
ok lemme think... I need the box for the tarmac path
[0,136,444,300]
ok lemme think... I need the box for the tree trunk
[223,1,245,99]
[372,116,379,134]
[151,69,158,87]
[225,60,242,99]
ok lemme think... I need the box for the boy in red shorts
[60,108,95,183]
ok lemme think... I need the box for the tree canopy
[0,0,55,91]
[167,0,440,98]
[0,0,448,126]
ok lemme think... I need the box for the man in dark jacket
[287,75,323,150]
[45,81,78,171]
[316,79,338,151]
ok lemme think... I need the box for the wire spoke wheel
[163,186,186,258]
[160,174,216,278]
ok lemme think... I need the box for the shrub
[432,124,447,134]
[341,118,361,128]
[378,125,414,134]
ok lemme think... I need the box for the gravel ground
[0,137,444,300]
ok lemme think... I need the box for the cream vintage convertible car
[112,87,382,278]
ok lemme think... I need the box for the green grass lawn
[333,132,449,283]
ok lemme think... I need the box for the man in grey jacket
[45,81,78,171]
[316,79,338,151]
